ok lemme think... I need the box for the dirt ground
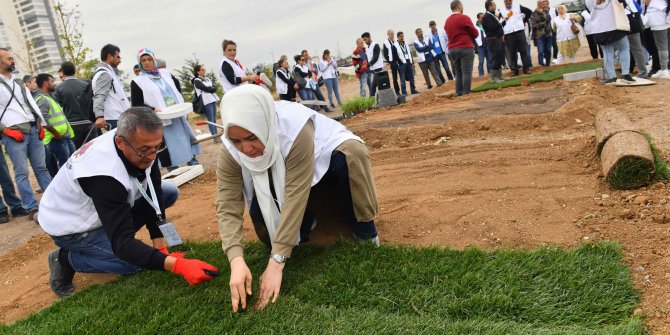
[3,53,670,333]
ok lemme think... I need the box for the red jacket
[444,13,479,50]
[352,48,369,78]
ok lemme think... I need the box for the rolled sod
[601,131,655,190]
[595,108,636,155]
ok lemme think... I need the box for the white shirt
[318,59,338,79]
[0,74,45,128]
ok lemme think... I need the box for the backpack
[191,78,205,114]
[77,68,116,122]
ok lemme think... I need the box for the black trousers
[642,28,661,74]
[487,37,505,71]
[389,62,400,95]
[586,34,603,60]
[71,123,98,149]
[505,30,530,72]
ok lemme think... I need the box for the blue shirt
[432,33,444,55]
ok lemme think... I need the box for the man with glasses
[37,107,217,297]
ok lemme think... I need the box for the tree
[53,1,97,77]
[175,57,223,103]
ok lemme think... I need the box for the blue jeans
[2,125,52,210]
[47,138,76,170]
[358,72,369,97]
[203,102,218,135]
[0,145,23,213]
[106,120,118,129]
[367,69,382,97]
[397,62,417,95]
[526,43,533,67]
[323,78,341,106]
[477,45,492,76]
[536,36,552,67]
[248,152,377,246]
[44,145,58,178]
[603,36,631,79]
[433,52,453,83]
[51,181,179,274]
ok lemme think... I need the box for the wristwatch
[270,253,287,264]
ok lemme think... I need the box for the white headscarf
[220,85,288,245]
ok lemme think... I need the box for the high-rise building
[0,0,64,76]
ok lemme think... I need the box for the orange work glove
[171,258,218,286]
[38,125,45,140]
[157,246,185,259]
[3,129,25,142]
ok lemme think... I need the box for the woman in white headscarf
[130,48,201,169]
[215,85,379,312]
[553,5,582,63]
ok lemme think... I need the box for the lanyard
[134,168,164,223]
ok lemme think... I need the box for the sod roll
[595,108,635,155]
[600,131,655,190]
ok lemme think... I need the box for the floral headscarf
[137,48,161,79]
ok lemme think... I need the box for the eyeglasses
[118,135,166,158]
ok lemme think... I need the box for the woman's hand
[229,257,253,312]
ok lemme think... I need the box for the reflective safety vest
[35,94,74,145]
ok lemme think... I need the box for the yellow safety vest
[35,94,74,145]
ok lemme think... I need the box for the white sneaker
[651,70,670,79]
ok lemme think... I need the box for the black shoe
[601,78,617,84]
[511,71,519,77]
[48,249,75,297]
[621,74,636,83]
[0,211,9,224]
[523,69,532,75]
[10,207,28,217]
[411,90,420,94]
[427,85,433,89]
[28,208,38,221]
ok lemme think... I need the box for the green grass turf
[472,61,603,92]
[0,241,642,335]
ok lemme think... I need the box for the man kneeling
[216,85,380,312]
[38,107,217,297]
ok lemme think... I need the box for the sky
[72,0,540,77]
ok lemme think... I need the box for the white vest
[366,42,384,71]
[503,3,526,35]
[224,101,362,207]
[0,75,43,127]
[413,38,436,63]
[218,57,248,93]
[194,77,219,106]
[92,65,130,121]
[584,0,617,35]
[132,69,184,126]
[39,130,148,236]
[275,68,289,95]
[397,42,413,64]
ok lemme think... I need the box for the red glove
[171,258,218,286]
[38,125,45,140]
[3,129,25,142]
[158,246,185,259]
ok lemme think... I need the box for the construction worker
[216,85,380,312]
[34,73,76,171]
[37,107,217,297]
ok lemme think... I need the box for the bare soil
[2,62,670,333]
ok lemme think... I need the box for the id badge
[159,221,183,246]
[164,96,176,106]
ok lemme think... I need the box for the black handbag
[624,1,644,34]
[191,79,205,114]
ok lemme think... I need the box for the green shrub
[341,96,376,117]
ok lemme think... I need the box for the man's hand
[95,117,106,129]
[229,257,252,312]
[256,258,285,310]
[3,129,24,142]
[38,126,46,140]
[171,257,218,286]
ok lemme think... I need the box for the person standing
[293,55,316,108]
[35,74,75,173]
[92,44,130,130]
[584,0,636,84]
[192,64,220,141]
[275,55,299,102]
[131,48,201,169]
[352,38,371,97]
[218,40,258,93]
[302,50,329,113]
[38,108,217,297]
[625,0,649,78]
[428,20,455,83]
[646,0,670,79]
[414,28,444,88]
[475,13,493,76]
[444,0,479,96]
[501,0,533,76]
[553,5,582,64]
[382,29,402,96]
[530,0,554,67]
[0,142,27,223]
[396,32,419,95]
[361,32,383,97]
[0,47,51,220]
[54,62,96,149]
[482,0,507,82]
[319,50,342,108]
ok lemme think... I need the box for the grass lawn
[0,241,642,335]
[472,61,603,92]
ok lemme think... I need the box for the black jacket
[54,77,91,123]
